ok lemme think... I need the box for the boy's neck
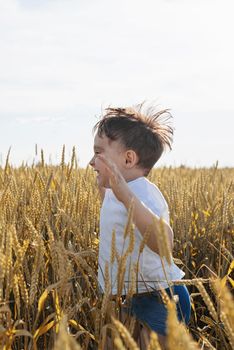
[123,168,146,183]
[126,175,144,183]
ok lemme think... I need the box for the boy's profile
[89,104,191,348]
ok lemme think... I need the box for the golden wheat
[0,153,233,349]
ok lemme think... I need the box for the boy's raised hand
[96,155,132,205]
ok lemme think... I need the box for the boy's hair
[93,103,173,173]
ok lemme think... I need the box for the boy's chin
[96,176,110,188]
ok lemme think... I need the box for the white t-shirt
[98,176,185,295]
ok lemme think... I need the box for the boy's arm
[96,155,173,254]
[121,191,173,253]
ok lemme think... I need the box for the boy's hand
[96,155,132,205]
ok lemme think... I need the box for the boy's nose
[89,156,95,167]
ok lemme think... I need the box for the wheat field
[0,149,233,349]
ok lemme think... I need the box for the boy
[89,105,191,348]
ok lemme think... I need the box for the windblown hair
[93,103,173,172]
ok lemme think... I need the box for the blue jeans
[124,285,191,336]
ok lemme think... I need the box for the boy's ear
[125,150,138,168]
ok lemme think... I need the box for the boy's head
[90,104,173,186]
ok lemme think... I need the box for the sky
[0,0,234,168]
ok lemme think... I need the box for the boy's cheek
[94,157,103,169]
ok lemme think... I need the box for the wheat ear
[111,317,139,350]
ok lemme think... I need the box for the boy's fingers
[96,155,117,173]
[96,154,111,166]
[96,155,125,184]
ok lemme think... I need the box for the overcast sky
[0,0,234,168]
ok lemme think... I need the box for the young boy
[89,105,191,348]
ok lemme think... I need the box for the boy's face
[89,133,127,188]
